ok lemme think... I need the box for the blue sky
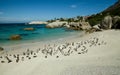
[0,0,118,23]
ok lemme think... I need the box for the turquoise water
[0,23,81,46]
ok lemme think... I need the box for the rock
[100,15,112,29]
[93,24,101,30]
[112,16,120,29]
[68,22,80,30]
[65,24,70,28]
[86,28,102,34]
[0,47,4,51]
[23,28,35,31]
[85,28,96,34]
[28,21,48,24]
[79,22,92,30]
[46,20,67,28]
[92,24,102,31]
[10,35,21,40]
[68,21,91,30]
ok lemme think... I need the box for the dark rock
[112,16,120,29]
[10,35,21,40]
[23,27,35,31]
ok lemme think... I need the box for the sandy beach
[0,30,120,75]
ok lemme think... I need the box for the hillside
[87,0,120,26]
[103,0,120,16]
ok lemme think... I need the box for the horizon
[0,0,118,23]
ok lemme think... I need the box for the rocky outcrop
[29,21,48,24]
[68,22,80,30]
[68,21,92,30]
[79,22,92,30]
[10,35,21,40]
[112,16,120,29]
[0,47,4,51]
[99,15,120,29]
[100,15,113,29]
[85,27,102,34]
[23,28,35,31]
[46,21,67,28]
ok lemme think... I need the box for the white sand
[0,30,120,75]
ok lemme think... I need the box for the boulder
[85,28,102,34]
[79,22,92,30]
[0,47,4,51]
[46,21,67,28]
[93,24,101,30]
[65,24,70,28]
[23,28,35,31]
[67,21,91,30]
[112,16,120,29]
[68,22,80,30]
[100,15,112,29]
[10,35,21,40]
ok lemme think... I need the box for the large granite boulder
[93,24,102,31]
[93,24,101,30]
[112,16,120,29]
[0,47,4,51]
[68,21,92,30]
[10,35,21,40]
[23,28,35,31]
[46,21,67,28]
[68,22,80,30]
[79,22,92,30]
[100,15,112,29]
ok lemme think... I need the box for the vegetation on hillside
[87,0,120,26]
[47,0,120,26]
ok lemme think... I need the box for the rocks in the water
[28,21,48,24]
[0,47,4,51]
[10,35,21,40]
[100,15,113,29]
[23,28,35,31]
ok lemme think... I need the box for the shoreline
[0,30,120,75]
[0,30,83,47]
[1,31,85,51]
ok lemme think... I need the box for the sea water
[0,23,81,46]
